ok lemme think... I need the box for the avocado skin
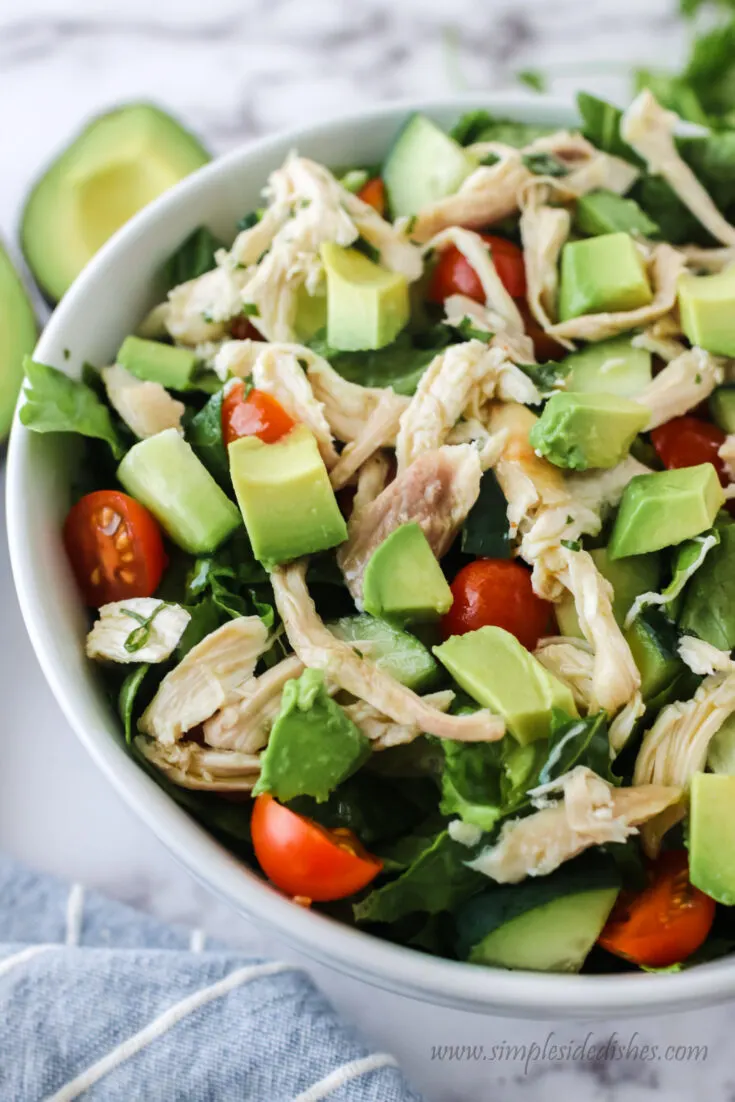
[0,242,37,441]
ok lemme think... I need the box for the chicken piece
[306,354,409,443]
[487,403,569,537]
[251,344,338,467]
[338,444,482,601]
[681,245,735,274]
[342,690,456,750]
[719,435,735,481]
[424,228,525,334]
[622,91,735,248]
[608,693,646,753]
[565,455,652,520]
[635,347,724,430]
[678,636,734,677]
[136,737,262,792]
[533,638,596,712]
[348,451,391,530]
[631,325,686,364]
[467,766,681,883]
[164,266,248,345]
[86,599,190,665]
[203,655,305,754]
[329,390,404,491]
[101,365,185,439]
[138,617,269,745]
[442,295,537,365]
[519,193,571,332]
[271,562,504,742]
[547,244,686,343]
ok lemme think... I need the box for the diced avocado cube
[709,385,735,434]
[117,428,241,553]
[362,522,453,624]
[293,284,327,343]
[383,112,477,218]
[555,547,660,639]
[679,265,735,357]
[689,772,735,905]
[228,423,347,568]
[529,391,649,471]
[563,336,652,399]
[328,614,439,691]
[609,464,725,559]
[558,233,653,321]
[574,189,659,239]
[624,609,683,701]
[253,669,371,803]
[117,335,197,390]
[433,626,577,745]
[321,242,409,351]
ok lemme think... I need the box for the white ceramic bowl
[9,93,735,1017]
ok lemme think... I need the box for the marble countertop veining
[1,2,733,1099]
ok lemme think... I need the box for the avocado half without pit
[21,104,210,304]
[0,242,37,443]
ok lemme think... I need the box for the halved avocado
[0,242,37,441]
[21,104,210,303]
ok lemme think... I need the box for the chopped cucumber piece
[328,614,439,691]
[383,113,477,218]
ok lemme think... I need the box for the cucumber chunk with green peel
[624,608,683,702]
[0,242,37,441]
[117,429,241,553]
[383,113,477,218]
[328,614,439,691]
[563,336,652,399]
[709,385,735,434]
[22,104,209,303]
[117,336,197,390]
[456,858,620,972]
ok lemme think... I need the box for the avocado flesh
[529,391,649,470]
[433,625,577,745]
[362,522,453,624]
[609,464,725,559]
[22,104,209,303]
[0,242,37,441]
[563,337,652,399]
[117,335,197,390]
[254,669,370,803]
[689,772,735,905]
[555,547,660,639]
[229,424,347,568]
[558,233,653,322]
[679,265,735,358]
[574,189,659,238]
[321,242,409,351]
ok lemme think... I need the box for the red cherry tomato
[222,382,296,448]
[251,795,383,902]
[427,235,527,303]
[63,490,166,607]
[357,177,386,217]
[651,416,728,486]
[599,850,715,969]
[515,298,568,363]
[442,558,553,651]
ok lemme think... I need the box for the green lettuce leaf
[308,328,452,396]
[450,110,553,148]
[161,226,223,291]
[679,524,735,648]
[461,469,512,559]
[186,387,229,487]
[20,357,127,459]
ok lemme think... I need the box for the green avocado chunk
[709,385,735,434]
[229,424,347,567]
[558,233,653,321]
[563,336,652,399]
[609,464,725,559]
[383,112,477,218]
[529,391,649,470]
[679,265,735,358]
[0,241,37,442]
[117,428,241,553]
[555,546,660,638]
[574,189,659,238]
[117,335,197,390]
[362,523,453,624]
[21,104,209,303]
[689,772,735,905]
[253,669,371,803]
[320,242,410,351]
[433,626,577,745]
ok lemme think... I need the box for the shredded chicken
[425,228,525,334]
[136,738,262,792]
[534,638,596,712]
[329,390,404,490]
[271,561,504,741]
[342,690,456,750]
[635,347,724,430]
[547,244,686,344]
[101,365,184,439]
[622,90,735,247]
[468,766,681,883]
[250,344,338,466]
[86,599,190,665]
[338,444,481,601]
[203,655,305,754]
[719,435,735,481]
[164,266,247,345]
[138,617,270,745]
[678,636,734,677]
[349,452,391,530]
[565,455,652,520]
[631,325,686,364]
[306,354,409,443]
[519,191,571,333]
[443,296,537,364]
[681,245,735,274]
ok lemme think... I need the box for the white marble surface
[2,1,733,1099]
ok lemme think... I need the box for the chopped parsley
[242,303,260,317]
[522,152,569,178]
[561,539,582,552]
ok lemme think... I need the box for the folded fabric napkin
[0,856,425,1101]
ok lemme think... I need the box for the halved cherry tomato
[63,490,166,607]
[651,416,728,486]
[599,850,715,969]
[229,315,261,341]
[442,559,552,651]
[515,298,568,363]
[427,234,527,303]
[222,382,296,447]
[251,794,382,901]
[357,176,386,217]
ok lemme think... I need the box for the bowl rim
[9,90,735,1017]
